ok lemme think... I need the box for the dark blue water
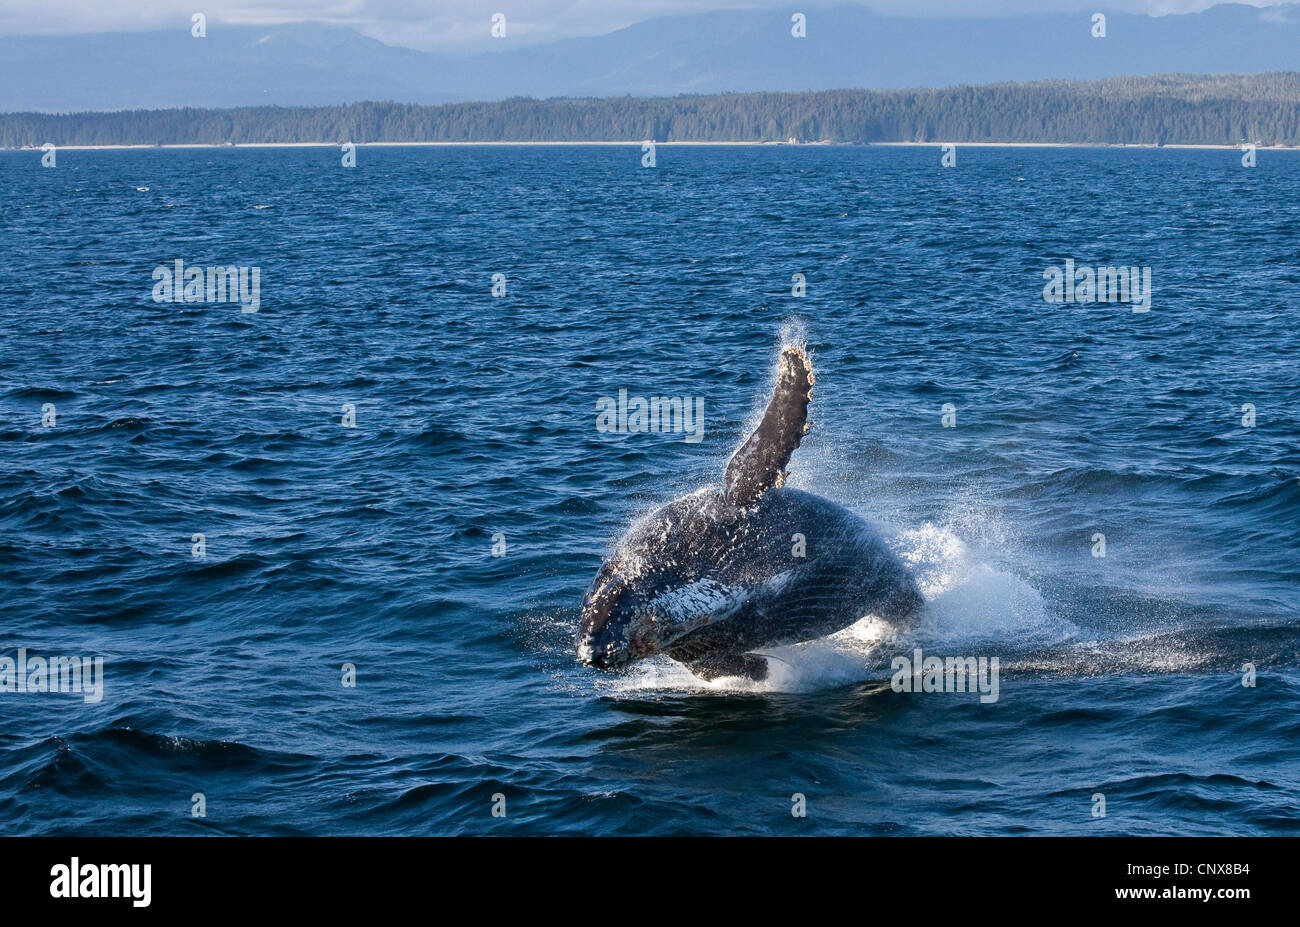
[1,145,1297,835]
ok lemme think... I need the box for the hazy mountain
[4,3,1300,113]
[0,22,435,112]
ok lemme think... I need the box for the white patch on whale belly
[648,578,750,629]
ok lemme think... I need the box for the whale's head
[576,561,656,670]
[577,548,697,670]
[576,492,734,670]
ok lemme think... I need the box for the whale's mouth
[577,617,669,671]
[578,628,659,670]
[576,604,684,670]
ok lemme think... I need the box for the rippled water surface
[1,145,1297,834]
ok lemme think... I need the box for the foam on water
[896,522,1078,648]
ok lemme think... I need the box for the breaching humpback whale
[576,345,924,682]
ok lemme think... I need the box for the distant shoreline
[7,75,1299,149]
[6,141,1300,151]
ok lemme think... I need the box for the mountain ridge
[4,4,1300,112]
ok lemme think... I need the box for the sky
[0,0,1290,50]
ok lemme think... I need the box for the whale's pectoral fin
[678,651,769,683]
[724,346,813,508]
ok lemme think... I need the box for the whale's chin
[575,641,638,671]
[576,648,658,673]
[575,610,669,671]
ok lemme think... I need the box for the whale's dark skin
[576,346,924,682]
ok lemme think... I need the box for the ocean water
[0,144,1297,836]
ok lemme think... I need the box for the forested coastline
[4,72,1300,148]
